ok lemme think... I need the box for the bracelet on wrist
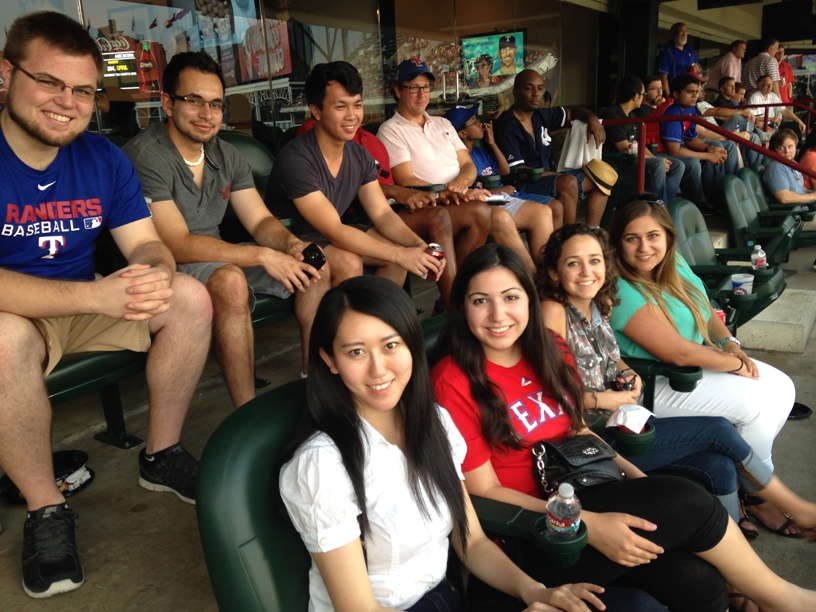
[592,391,599,409]
[729,358,744,374]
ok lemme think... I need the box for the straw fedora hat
[582,159,618,196]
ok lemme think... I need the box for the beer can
[422,243,445,281]
[715,309,726,325]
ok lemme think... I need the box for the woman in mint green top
[609,200,803,537]
[611,254,706,360]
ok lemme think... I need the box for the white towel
[557,119,604,171]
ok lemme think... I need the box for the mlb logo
[84,217,102,229]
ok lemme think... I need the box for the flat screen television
[461,30,526,88]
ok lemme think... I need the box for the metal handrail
[602,108,816,193]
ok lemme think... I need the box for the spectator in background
[661,73,739,210]
[799,129,816,191]
[492,69,609,225]
[741,38,780,96]
[713,76,739,108]
[732,81,748,105]
[657,22,702,98]
[634,75,666,117]
[378,59,535,271]
[763,129,816,205]
[444,104,558,261]
[705,40,746,98]
[600,76,684,206]
[776,44,795,105]
[748,74,805,135]
[695,82,763,166]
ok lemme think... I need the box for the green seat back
[738,167,770,212]
[669,198,718,266]
[197,378,311,612]
[725,175,798,263]
[218,130,275,196]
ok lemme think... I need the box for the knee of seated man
[555,173,579,199]
[206,264,251,306]
[421,205,453,235]
[327,247,363,279]
[490,206,516,230]
[0,313,47,370]
[170,273,214,323]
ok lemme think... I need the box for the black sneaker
[22,503,83,598]
[138,444,197,504]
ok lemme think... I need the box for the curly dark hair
[535,224,619,319]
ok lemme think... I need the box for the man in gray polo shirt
[124,52,328,407]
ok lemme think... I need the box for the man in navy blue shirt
[657,22,702,99]
[493,69,608,225]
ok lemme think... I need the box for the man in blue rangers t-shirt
[0,11,212,600]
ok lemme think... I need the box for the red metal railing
[602,103,816,193]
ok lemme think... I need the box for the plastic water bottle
[546,483,582,540]
[751,245,767,270]
[627,135,638,156]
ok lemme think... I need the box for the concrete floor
[1,243,815,610]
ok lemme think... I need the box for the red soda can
[422,243,445,281]
[715,309,726,325]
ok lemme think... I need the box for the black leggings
[525,476,730,612]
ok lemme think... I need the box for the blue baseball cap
[443,105,480,131]
[397,57,436,82]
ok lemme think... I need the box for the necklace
[183,145,205,167]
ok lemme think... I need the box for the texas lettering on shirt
[507,386,566,434]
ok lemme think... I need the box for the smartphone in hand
[301,243,326,276]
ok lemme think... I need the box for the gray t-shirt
[763,160,805,196]
[123,122,255,238]
[265,129,378,236]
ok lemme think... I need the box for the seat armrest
[691,264,747,277]
[625,358,703,393]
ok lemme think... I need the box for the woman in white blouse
[279,276,650,612]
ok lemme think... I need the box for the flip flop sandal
[788,402,812,420]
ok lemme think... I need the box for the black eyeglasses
[12,64,97,102]
[399,83,434,94]
[170,94,228,112]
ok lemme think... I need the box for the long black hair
[433,245,584,451]
[281,276,468,549]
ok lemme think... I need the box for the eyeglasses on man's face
[12,64,97,102]
[170,94,228,112]
[399,83,433,94]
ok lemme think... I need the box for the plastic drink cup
[731,273,754,295]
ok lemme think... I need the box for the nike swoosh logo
[38,181,57,191]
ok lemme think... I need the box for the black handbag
[532,435,626,494]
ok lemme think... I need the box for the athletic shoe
[138,444,198,505]
[22,503,83,598]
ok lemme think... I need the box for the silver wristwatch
[717,336,740,348]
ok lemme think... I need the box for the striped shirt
[741,53,780,91]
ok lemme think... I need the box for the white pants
[652,360,793,471]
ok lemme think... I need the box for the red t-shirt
[431,354,572,497]
[778,61,794,104]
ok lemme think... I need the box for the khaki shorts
[36,314,151,376]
